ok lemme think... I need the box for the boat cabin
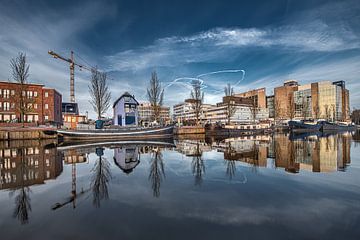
[113,92,139,126]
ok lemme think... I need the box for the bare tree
[351,109,360,124]
[324,104,331,121]
[249,97,258,124]
[224,83,237,125]
[190,80,204,126]
[288,94,296,120]
[147,71,164,124]
[301,97,310,120]
[274,99,282,124]
[10,53,32,125]
[89,69,111,120]
[313,104,321,120]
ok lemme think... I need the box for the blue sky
[0,0,359,118]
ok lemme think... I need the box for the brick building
[234,87,267,108]
[274,80,299,119]
[0,81,62,126]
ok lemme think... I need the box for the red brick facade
[0,81,62,126]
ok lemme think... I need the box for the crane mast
[48,50,92,103]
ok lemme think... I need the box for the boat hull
[57,125,174,141]
[288,121,321,132]
[320,122,356,132]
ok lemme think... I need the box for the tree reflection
[191,141,205,186]
[224,142,236,180]
[148,148,165,197]
[91,148,111,208]
[250,141,259,173]
[9,148,32,224]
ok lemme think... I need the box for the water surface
[0,132,359,240]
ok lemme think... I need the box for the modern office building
[274,80,299,120]
[173,96,269,125]
[234,87,267,108]
[0,81,62,126]
[113,92,139,126]
[311,81,350,121]
[266,95,275,118]
[138,102,171,126]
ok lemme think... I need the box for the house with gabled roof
[113,92,139,126]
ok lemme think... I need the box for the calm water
[0,132,360,240]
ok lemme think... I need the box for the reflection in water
[0,132,356,229]
[91,148,111,208]
[191,141,205,186]
[148,148,165,197]
[0,141,63,224]
[10,148,31,225]
[176,132,354,174]
[113,146,140,174]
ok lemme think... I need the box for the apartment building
[138,102,171,126]
[0,81,62,126]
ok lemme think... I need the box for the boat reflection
[0,133,356,225]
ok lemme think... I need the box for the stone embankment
[0,127,57,140]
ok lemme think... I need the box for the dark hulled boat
[56,125,174,141]
[318,121,356,132]
[288,120,321,132]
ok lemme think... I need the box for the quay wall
[174,126,205,135]
[0,128,57,140]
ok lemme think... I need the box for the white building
[173,96,269,125]
[113,92,139,126]
[138,102,171,126]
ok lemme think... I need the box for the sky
[0,0,359,118]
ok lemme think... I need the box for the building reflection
[113,146,140,174]
[176,132,352,174]
[0,140,63,224]
[0,140,63,190]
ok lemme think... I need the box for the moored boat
[288,120,321,132]
[56,125,174,141]
[318,121,356,132]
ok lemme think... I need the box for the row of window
[0,89,49,98]
[0,114,49,122]
[0,102,49,111]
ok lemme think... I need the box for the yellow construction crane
[48,50,93,103]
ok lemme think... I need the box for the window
[34,115,38,122]
[27,91,33,98]
[0,89,2,97]
[3,114,10,121]
[44,92,48,97]
[34,103,38,109]
[34,91,38,97]
[11,103,15,109]
[3,90,10,98]
[44,115,49,121]
[45,103,48,109]
[3,102,10,111]
[11,90,15,96]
